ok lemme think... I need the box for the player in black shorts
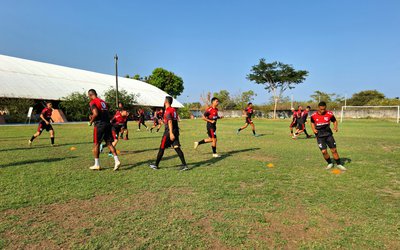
[150,109,163,133]
[88,89,121,171]
[293,106,311,139]
[310,101,346,171]
[28,102,55,146]
[237,102,258,136]
[117,103,130,140]
[150,97,188,171]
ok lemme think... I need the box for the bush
[60,92,91,121]
[0,98,35,123]
[177,105,192,119]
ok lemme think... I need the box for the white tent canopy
[0,54,183,108]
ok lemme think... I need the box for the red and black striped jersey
[89,97,110,123]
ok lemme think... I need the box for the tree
[348,90,385,106]
[247,59,308,119]
[234,90,256,109]
[103,87,137,113]
[213,90,235,110]
[60,92,91,121]
[148,68,184,98]
[310,91,333,103]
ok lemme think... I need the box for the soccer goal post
[340,106,400,123]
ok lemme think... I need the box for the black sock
[295,132,299,135]
[51,137,54,145]
[238,128,242,131]
[335,158,341,165]
[326,158,332,164]
[212,146,216,154]
[198,139,206,145]
[252,130,256,135]
[304,129,309,136]
[156,128,159,132]
[155,148,165,166]
[143,124,147,128]
[174,148,187,166]
[30,136,36,142]
[138,124,141,129]
[290,129,293,134]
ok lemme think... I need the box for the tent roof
[0,54,183,108]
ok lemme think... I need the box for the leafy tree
[234,90,256,109]
[213,90,236,110]
[348,90,385,106]
[60,92,91,121]
[103,87,137,113]
[310,90,333,103]
[0,97,35,123]
[148,68,184,98]
[247,59,308,119]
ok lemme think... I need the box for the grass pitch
[0,119,399,249]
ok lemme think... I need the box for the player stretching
[137,108,148,131]
[289,108,297,136]
[194,97,223,158]
[293,106,312,139]
[28,102,55,146]
[150,108,163,133]
[310,102,346,171]
[150,97,188,171]
[87,89,121,171]
[237,102,258,136]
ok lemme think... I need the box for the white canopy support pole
[340,106,344,123]
[397,106,399,124]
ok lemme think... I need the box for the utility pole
[114,54,119,108]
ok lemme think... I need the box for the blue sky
[1,0,399,104]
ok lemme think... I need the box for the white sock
[94,158,100,166]
[114,155,120,163]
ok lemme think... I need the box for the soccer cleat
[236,129,240,135]
[150,128,153,133]
[253,134,259,137]
[325,163,334,170]
[292,135,297,140]
[100,143,104,153]
[137,129,141,131]
[124,137,129,140]
[108,153,113,158]
[28,140,32,146]
[89,165,101,170]
[336,165,347,171]
[179,165,189,171]
[194,142,199,149]
[307,135,312,138]
[149,164,159,170]
[113,161,121,171]
[212,154,221,158]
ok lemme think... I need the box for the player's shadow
[122,155,178,170]
[189,147,261,169]
[119,148,158,154]
[341,158,352,165]
[0,141,92,152]
[0,156,78,168]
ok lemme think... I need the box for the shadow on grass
[342,158,352,166]
[122,155,178,170]
[119,148,158,154]
[0,141,92,152]
[189,147,261,169]
[0,156,78,168]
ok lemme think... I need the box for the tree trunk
[273,97,278,119]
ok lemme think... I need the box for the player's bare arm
[89,107,98,125]
[311,122,318,134]
[168,120,175,141]
[202,115,215,123]
[333,120,338,132]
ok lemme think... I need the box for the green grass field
[0,119,399,249]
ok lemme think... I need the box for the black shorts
[37,122,53,134]
[296,121,305,130]
[112,124,123,139]
[93,123,114,144]
[122,121,128,129]
[246,117,253,124]
[160,132,180,149]
[207,126,217,139]
[290,119,297,128]
[316,135,336,150]
[153,118,160,126]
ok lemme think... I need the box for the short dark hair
[248,102,252,106]
[165,96,173,105]
[88,89,97,96]
[211,97,219,103]
[318,101,327,107]
[307,106,311,109]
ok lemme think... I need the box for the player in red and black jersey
[150,97,188,171]
[87,89,121,171]
[237,102,258,136]
[194,97,223,158]
[117,103,130,140]
[310,102,346,171]
[150,108,163,133]
[293,106,312,139]
[28,102,55,146]
[289,108,298,136]
[137,108,148,131]
[109,108,129,152]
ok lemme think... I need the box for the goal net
[340,106,400,123]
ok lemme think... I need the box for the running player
[150,108,163,133]
[137,108,148,131]
[107,108,129,156]
[194,97,223,158]
[149,97,188,171]
[237,102,258,136]
[294,106,312,139]
[87,89,121,171]
[289,107,298,136]
[117,103,130,140]
[28,102,55,146]
[310,101,346,171]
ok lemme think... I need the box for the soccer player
[28,102,55,146]
[149,96,188,171]
[194,97,223,158]
[117,103,130,140]
[150,108,163,133]
[237,102,258,136]
[294,106,312,139]
[289,107,298,136]
[137,108,148,131]
[87,89,121,171]
[107,108,129,156]
[310,102,346,171]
